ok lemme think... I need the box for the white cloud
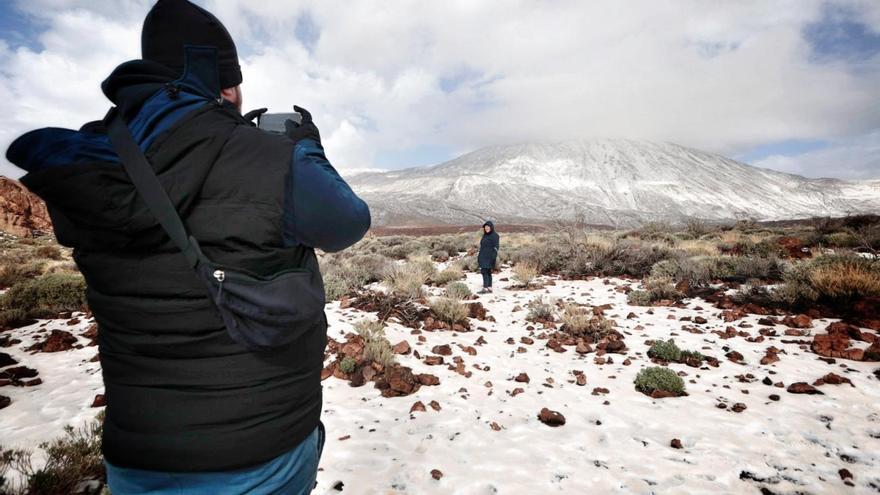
[752,130,880,180]
[2,0,879,179]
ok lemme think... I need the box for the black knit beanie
[141,0,242,88]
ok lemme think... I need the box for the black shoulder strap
[104,108,202,268]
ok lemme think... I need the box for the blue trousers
[105,424,325,494]
[480,267,492,288]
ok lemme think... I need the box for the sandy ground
[2,267,879,494]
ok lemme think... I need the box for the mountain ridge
[349,139,880,227]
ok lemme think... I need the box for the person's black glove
[284,105,321,144]
[242,107,268,125]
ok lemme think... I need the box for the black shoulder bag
[104,108,326,351]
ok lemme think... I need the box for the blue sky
[1,0,879,179]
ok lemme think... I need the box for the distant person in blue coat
[478,221,500,293]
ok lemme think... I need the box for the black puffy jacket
[6,57,368,472]
[478,221,500,269]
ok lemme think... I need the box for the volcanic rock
[537,407,566,427]
[27,329,78,353]
[787,382,823,395]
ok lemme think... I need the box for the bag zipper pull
[213,269,225,297]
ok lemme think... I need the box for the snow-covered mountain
[349,140,880,227]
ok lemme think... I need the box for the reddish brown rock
[383,366,420,397]
[417,373,440,386]
[670,438,683,449]
[27,329,78,353]
[424,355,445,366]
[0,177,53,237]
[392,340,411,355]
[787,382,823,395]
[813,373,853,387]
[431,469,443,480]
[591,387,609,396]
[537,407,566,427]
[725,351,745,364]
[760,347,780,365]
[467,302,488,320]
[431,344,453,356]
[91,394,106,407]
[510,387,524,396]
[514,373,530,383]
[428,400,441,411]
[0,395,10,410]
[1,366,38,381]
[410,401,426,413]
[731,403,747,413]
[782,314,813,329]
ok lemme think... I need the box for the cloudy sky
[1,0,879,179]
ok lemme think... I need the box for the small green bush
[627,290,653,306]
[445,281,471,300]
[1,274,87,316]
[339,356,357,374]
[647,339,682,361]
[429,297,469,324]
[634,367,685,395]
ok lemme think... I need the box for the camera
[256,111,302,132]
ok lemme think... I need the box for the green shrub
[1,274,87,316]
[339,356,357,374]
[526,296,555,321]
[634,367,685,395]
[647,339,682,361]
[429,297,469,325]
[627,290,653,306]
[445,281,471,300]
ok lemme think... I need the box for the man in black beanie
[6,0,370,493]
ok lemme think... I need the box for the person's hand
[242,107,268,125]
[284,105,321,144]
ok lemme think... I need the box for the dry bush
[526,296,555,321]
[354,319,396,367]
[34,245,63,261]
[773,255,880,306]
[445,281,472,300]
[810,260,880,299]
[1,274,87,317]
[559,304,614,341]
[0,262,45,289]
[1,414,105,495]
[383,262,429,299]
[429,297,469,324]
[512,262,538,287]
[433,265,464,285]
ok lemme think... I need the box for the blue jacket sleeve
[283,139,371,252]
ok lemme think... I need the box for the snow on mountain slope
[349,140,880,227]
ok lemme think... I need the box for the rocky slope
[0,177,51,237]
[350,140,880,227]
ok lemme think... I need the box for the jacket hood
[5,50,222,249]
[482,220,495,233]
